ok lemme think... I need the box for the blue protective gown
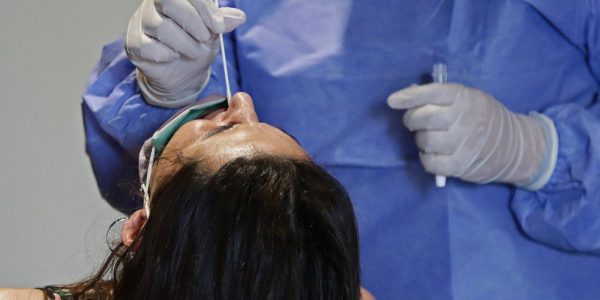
[83,0,600,299]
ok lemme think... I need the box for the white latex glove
[126,0,246,108]
[387,83,558,190]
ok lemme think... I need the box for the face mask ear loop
[106,217,129,253]
[142,146,156,218]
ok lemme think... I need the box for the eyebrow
[203,123,238,141]
[202,123,301,145]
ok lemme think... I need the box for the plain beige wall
[0,0,139,287]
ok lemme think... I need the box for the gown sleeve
[511,2,600,254]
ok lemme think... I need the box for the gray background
[0,0,139,287]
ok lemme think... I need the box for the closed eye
[202,122,240,142]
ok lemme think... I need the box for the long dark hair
[77,155,360,299]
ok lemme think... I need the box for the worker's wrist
[136,68,211,108]
[515,112,559,191]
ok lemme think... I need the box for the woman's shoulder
[0,288,45,300]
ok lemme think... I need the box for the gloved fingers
[201,35,220,51]
[220,7,247,32]
[387,83,463,110]
[402,103,462,131]
[419,152,462,177]
[415,130,462,155]
[126,7,180,62]
[142,0,205,59]
[154,0,212,42]
[190,0,246,34]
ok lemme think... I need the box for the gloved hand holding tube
[387,83,559,190]
[125,0,246,108]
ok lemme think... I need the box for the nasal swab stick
[432,63,448,188]
[214,0,232,103]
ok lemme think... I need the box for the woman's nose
[221,92,259,123]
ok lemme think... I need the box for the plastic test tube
[432,63,448,188]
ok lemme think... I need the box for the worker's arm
[388,1,600,254]
[506,0,600,254]
[509,5,600,253]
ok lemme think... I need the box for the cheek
[168,121,215,150]
[203,108,226,120]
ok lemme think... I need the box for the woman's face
[152,92,308,189]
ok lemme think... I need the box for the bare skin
[151,92,308,192]
[0,287,373,300]
[0,288,44,300]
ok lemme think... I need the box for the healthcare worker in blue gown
[82,0,600,299]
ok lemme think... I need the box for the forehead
[151,122,308,188]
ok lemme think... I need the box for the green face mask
[140,95,228,216]
[151,96,228,155]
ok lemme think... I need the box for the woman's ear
[121,209,147,247]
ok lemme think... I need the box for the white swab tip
[436,175,446,188]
